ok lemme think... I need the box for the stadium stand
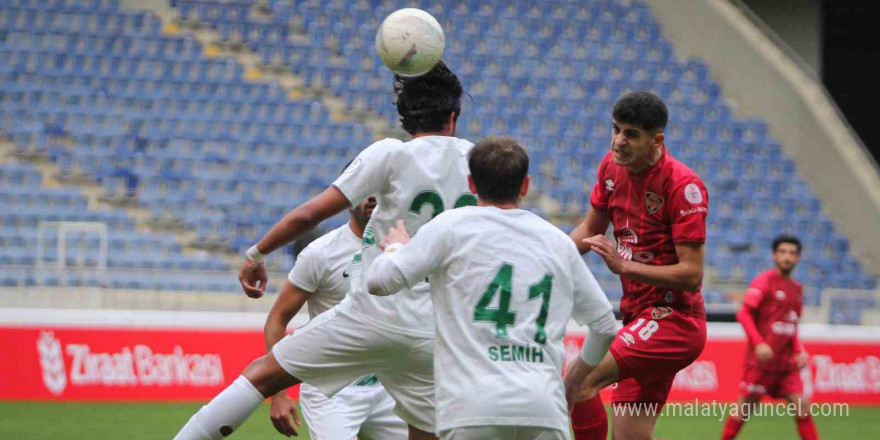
[0,0,875,321]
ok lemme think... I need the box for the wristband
[246,245,267,264]
[385,242,403,253]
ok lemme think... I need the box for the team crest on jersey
[652,306,673,320]
[605,179,615,191]
[775,290,786,300]
[645,192,664,214]
[620,332,635,346]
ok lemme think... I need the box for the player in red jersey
[563,92,708,440]
[720,235,819,440]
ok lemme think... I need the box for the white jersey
[381,206,613,432]
[288,223,361,320]
[332,136,475,336]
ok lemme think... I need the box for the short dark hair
[612,91,668,133]
[468,136,529,204]
[393,60,462,135]
[772,234,802,253]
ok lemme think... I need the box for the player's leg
[374,335,439,440]
[569,350,619,439]
[720,394,761,440]
[571,394,608,440]
[782,369,819,440]
[174,352,300,440]
[358,388,409,440]
[299,385,369,440]
[175,305,381,439]
[608,308,707,440]
[786,393,819,440]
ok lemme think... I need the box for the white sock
[174,376,265,439]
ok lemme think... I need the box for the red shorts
[609,306,707,405]
[740,366,804,399]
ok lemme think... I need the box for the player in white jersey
[366,137,621,440]
[174,62,469,440]
[263,191,407,440]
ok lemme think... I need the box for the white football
[375,8,445,77]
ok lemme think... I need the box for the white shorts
[299,382,407,440]
[273,303,436,432]
[439,426,570,440]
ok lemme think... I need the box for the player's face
[351,196,377,225]
[773,243,800,274]
[611,119,661,170]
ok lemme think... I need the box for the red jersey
[590,147,708,324]
[740,269,804,373]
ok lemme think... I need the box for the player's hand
[755,342,774,362]
[380,219,410,250]
[796,353,809,370]
[239,257,268,298]
[583,235,625,275]
[269,392,302,437]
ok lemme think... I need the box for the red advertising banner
[0,326,300,401]
[563,334,880,404]
[2,325,878,403]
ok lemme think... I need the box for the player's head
[610,91,668,172]
[467,136,530,206]
[771,234,802,274]
[393,60,462,136]
[341,160,376,226]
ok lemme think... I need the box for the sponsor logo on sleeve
[645,192,664,214]
[679,207,708,216]
[684,183,703,204]
[605,179,615,191]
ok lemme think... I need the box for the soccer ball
[375,8,445,77]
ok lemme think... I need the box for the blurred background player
[262,180,407,439]
[720,235,819,440]
[566,91,709,440]
[366,137,619,440]
[175,61,472,440]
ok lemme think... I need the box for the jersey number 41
[474,263,553,345]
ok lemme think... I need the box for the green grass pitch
[0,402,877,439]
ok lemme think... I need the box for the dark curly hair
[393,60,462,135]
[612,91,668,133]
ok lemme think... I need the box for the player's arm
[586,237,705,291]
[263,281,309,436]
[241,142,393,298]
[264,247,325,436]
[570,208,611,254]
[573,157,613,254]
[738,280,774,361]
[240,187,351,297]
[367,219,450,296]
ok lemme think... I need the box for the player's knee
[242,353,300,397]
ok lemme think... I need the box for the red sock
[571,395,608,440]
[720,417,744,440]
[796,416,819,440]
